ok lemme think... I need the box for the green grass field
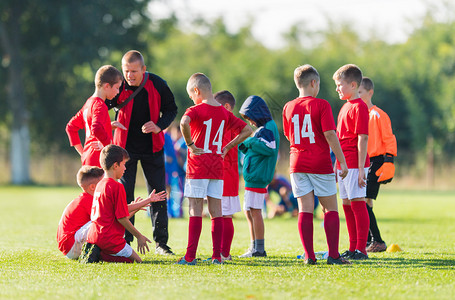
[0,186,454,299]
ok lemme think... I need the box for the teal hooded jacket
[239,96,279,189]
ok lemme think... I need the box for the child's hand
[188,144,205,155]
[111,121,127,130]
[147,189,167,203]
[136,234,152,255]
[89,141,103,151]
[338,162,348,179]
[358,168,367,188]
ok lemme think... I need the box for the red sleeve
[66,109,84,146]
[354,103,369,135]
[320,101,336,133]
[185,106,197,122]
[227,111,246,133]
[114,183,129,220]
[282,103,290,140]
[91,101,112,146]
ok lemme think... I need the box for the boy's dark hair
[361,77,374,91]
[214,90,236,108]
[99,144,129,171]
[294,64,320,89]
[187,73,212,94]
[122,50,145,67]
[76,165,104,187]
[333,64,363,88]
[95,65,123,89]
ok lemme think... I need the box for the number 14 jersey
[184,103,246,180]
[283,96,336,174]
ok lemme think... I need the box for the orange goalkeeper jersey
[368,105,397,157]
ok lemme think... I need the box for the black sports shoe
[327,256,351,265]
[304,258,317,265]
[252,250,267,257]
[79,243,100,263]
[155,244,175,255]
[351,249,368,260]
[341,250,354,259]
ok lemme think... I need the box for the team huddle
[57,50,397,265]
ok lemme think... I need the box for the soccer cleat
[303,258,317,265]
[366,241,387,253]
[252,250,267,257]
[239,248,255,258]
[155,244,175,255]
[327,256,352,265]
[202,257,223,264]
[175,256,197,265]
[340,250,354,259]
[221,254,232,262]
[351,250,369,260]
[79,243,101,263]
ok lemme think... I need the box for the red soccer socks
[211,217,223,260]
[185,216,202,261]
[351,201,370,255]
[298,212,315,261]
[221,217,234,258]
[343,204,357,252]
[324,211,340,259]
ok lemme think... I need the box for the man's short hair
[186,73,212,94]
[294,64,320,89]
[214,90,236,108]
[95,65,123,89]
[99,144,129,171]
[361,77,374,91]
[333,64,363,87]
[76,165,104,187]
[122,50,145,67]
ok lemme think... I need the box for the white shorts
[290,173,337,198]
[66,221,91,260]
[184,179,223,199]
[244,190,266,211]
[222,195,241,215]
[337,168,368,200]
[112,243,133,258]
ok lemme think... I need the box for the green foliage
[0,186,454,299]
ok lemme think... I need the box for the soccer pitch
[0,186,454,299]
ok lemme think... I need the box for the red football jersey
[57,192,93,255]
[66,97,113,167]
[184,103,246,180]
[336,98,370,169]
[283,96,336,174]
[87,178,129,254]
[222,127,240,196]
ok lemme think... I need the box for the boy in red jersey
[214,90,242,262]
[57,166,105,259]
[283,64,350,265]
[83,145,166,263]
[333,64,370,260]
[359,77,397,252]
[177,73,252,265]
[66,65,125,167]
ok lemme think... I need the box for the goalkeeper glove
[375,154,395,184]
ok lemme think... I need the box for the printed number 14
[291,114,315,144]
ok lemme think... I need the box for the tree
[0,0,151,184]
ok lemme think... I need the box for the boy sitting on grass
[81,144,166,263]
[57,166,105,259]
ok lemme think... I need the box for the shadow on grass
[140,255,455,269]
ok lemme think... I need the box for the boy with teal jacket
[238,95,279,257]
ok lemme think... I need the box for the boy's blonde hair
[99,144,129,171]
[95,65,123,89]
[294,64,320,89]
[76,165,104,188]
[187,73,212,94]
[333,64,363,88]
[122,50,145,66]
[361,77,374,91]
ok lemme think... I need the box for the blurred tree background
[1,1,454,186]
